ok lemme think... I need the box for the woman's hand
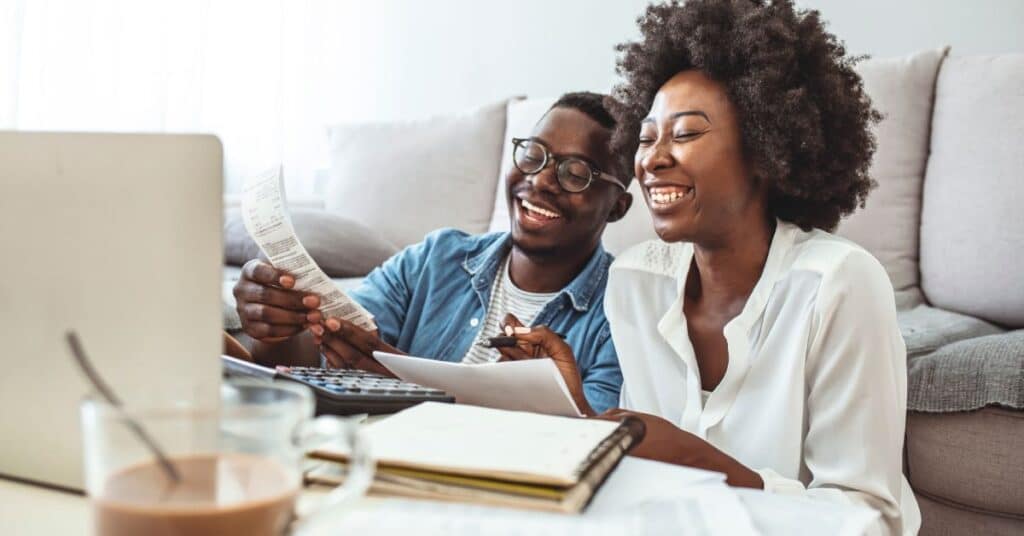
[499,314,595,417]
[596,408,764,489]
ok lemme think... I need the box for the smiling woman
[508,2,921,535]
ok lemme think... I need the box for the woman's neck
[688,216,775,307]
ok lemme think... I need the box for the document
[373,352,582,417]
[242,167,376,331]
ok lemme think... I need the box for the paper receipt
[241,167,376,331]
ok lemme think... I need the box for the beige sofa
[224,49,1024,534]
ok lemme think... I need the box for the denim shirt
[348,228,622,413]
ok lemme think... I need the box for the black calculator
[221,355,454,415]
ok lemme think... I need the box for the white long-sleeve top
[604,221,920,536]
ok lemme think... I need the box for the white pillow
[325,100,508,249]
[836,48,949,292]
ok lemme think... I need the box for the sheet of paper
[334,401,619,485]
[241,167,375,331]
[373,352,581,417]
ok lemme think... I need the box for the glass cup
[80,378,373,536]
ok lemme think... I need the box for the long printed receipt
[241,167,376,331]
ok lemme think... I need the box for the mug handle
[293,415,375,531]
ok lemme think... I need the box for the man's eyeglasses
[511,138,626,193]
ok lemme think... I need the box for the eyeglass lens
[514,139,592,193]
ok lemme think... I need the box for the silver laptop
[0,132,224,490]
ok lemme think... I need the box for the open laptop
[0,132,224,491]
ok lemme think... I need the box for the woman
[504,1,919,534]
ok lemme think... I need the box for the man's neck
[507,242,598,294]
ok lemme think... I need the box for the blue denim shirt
[348,228,622,413]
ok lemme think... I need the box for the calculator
[221,355,454,415]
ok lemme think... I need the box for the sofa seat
[907,408,1024,535]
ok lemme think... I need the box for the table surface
[1,460,877,536]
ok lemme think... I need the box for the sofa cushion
[907,407,1024,520]
[223,208,399,278]
[489,96,659,255]
[907,329,1024,412]
[326,99,508,249]
[920,54,1024,327]
[834,48,947,292]
[915,490,1024,536]
[898,304,1004,358]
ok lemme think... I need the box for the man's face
[505,107,628,257]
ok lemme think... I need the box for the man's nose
[528,162,563,195]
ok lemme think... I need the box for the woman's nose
[639,140,673,174]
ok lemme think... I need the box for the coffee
[94,453,299,536]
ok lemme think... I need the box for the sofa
[223,49,1024,534]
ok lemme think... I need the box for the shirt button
[470,318,479,327]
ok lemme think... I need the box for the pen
[478,333,566,348]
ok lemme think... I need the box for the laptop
[0,132,224,491]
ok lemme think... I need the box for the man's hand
[316,317,403,377]
[233,259,322,343]
[499,314,594,416]
[595,408,764,489]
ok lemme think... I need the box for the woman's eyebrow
[641,110,711,124]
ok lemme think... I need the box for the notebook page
[357,402,620,486]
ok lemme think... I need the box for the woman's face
[635,70,763,245]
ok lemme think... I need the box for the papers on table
[297,458,752,536]
[241,167,376,331]
[373,352,581,417]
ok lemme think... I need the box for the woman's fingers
[497,345,531,362]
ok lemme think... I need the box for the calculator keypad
[283,366,448,397]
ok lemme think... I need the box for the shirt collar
[461,233,611,312]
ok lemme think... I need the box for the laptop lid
[0,132,223,490]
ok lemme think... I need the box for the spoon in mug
[65,330,181,484]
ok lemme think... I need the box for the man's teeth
[522,199,560,219]
[649,186,691,204]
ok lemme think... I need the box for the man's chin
[509,229,564,258]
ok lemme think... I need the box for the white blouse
[605,221,920,536]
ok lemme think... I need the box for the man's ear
[607,191,633,223]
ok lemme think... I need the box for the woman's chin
[653,218,696,244]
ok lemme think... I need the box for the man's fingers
[235,280,313,311]
[327,317,385,355]
[241,259,285,286]
[248,322,303,340]
[322,334,364,367]
[321,345,347,369]
[242,303,308,325]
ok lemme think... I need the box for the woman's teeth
[648,186,692,205]
[522,199,561,219]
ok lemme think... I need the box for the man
[233,92,633,412]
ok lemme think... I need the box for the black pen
[478,332,566,348]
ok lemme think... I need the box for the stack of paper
[307,402,645,513]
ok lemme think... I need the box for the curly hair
[612,0,881,231]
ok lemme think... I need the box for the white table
[2,457,876,535]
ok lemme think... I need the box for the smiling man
[233,92,633,412]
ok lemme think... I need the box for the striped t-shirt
[461,254,558,364]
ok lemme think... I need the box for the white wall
[317,0,1024,124]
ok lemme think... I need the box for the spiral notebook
[307,402,645,513]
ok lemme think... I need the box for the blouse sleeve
[755,250,914,536]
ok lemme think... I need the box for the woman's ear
[607,191,633,223]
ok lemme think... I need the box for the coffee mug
[80,378,373,536]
